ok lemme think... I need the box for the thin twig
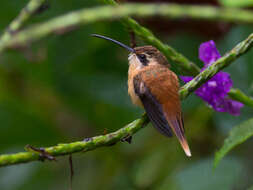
[69,155,74,190]
[129,31,136,48]
[0,0,47,48]
[1,3,253,57]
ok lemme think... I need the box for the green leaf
[214,118,253,168]
[248,185,253,190]
[219,0,253,7]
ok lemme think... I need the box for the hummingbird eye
[139,54,146,59]
[137,54,148,66]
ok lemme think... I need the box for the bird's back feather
[132,64,191,156]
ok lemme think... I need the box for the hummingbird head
[91,34,169,68]
[130,46,169,68]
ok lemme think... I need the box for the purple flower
[180,40,244,116]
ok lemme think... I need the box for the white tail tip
[180,138,192,157]
[184,147,192,157]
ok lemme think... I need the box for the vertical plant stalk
[103,0,200,76]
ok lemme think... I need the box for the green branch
[180,33,253,99]
[1,2,253,167]
[1,3,253,57]
[104,0,253,107]
[1,2,253,105]
[1,33,253,167]
[0,0,46,48]
[228,89,253,107]
[0,115,149,167]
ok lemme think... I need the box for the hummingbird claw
[121,134,132,144]
[25,145,56,161]
[83,137,93,142]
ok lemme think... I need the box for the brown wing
[134,65,191,156]
[134,73,173,137]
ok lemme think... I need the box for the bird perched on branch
[91,34,191,157]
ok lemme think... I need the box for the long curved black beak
[91,34,134,53]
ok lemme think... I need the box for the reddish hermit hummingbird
[91,34,191,157]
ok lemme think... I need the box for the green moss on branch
[0,115,148,167]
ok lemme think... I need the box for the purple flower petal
[199,40,221,67]
[225,100,244,116]
[180,76,193,83]
[209,98,244,116]
[180,40,244,116]
[191,72,233,107]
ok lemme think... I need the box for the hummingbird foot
[83,137,93,142]
[25,145,56,161]
[121,134,132,144]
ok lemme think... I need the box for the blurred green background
[0,0,253,190]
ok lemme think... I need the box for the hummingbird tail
[178,137,191,157]
[168,116,191,157]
